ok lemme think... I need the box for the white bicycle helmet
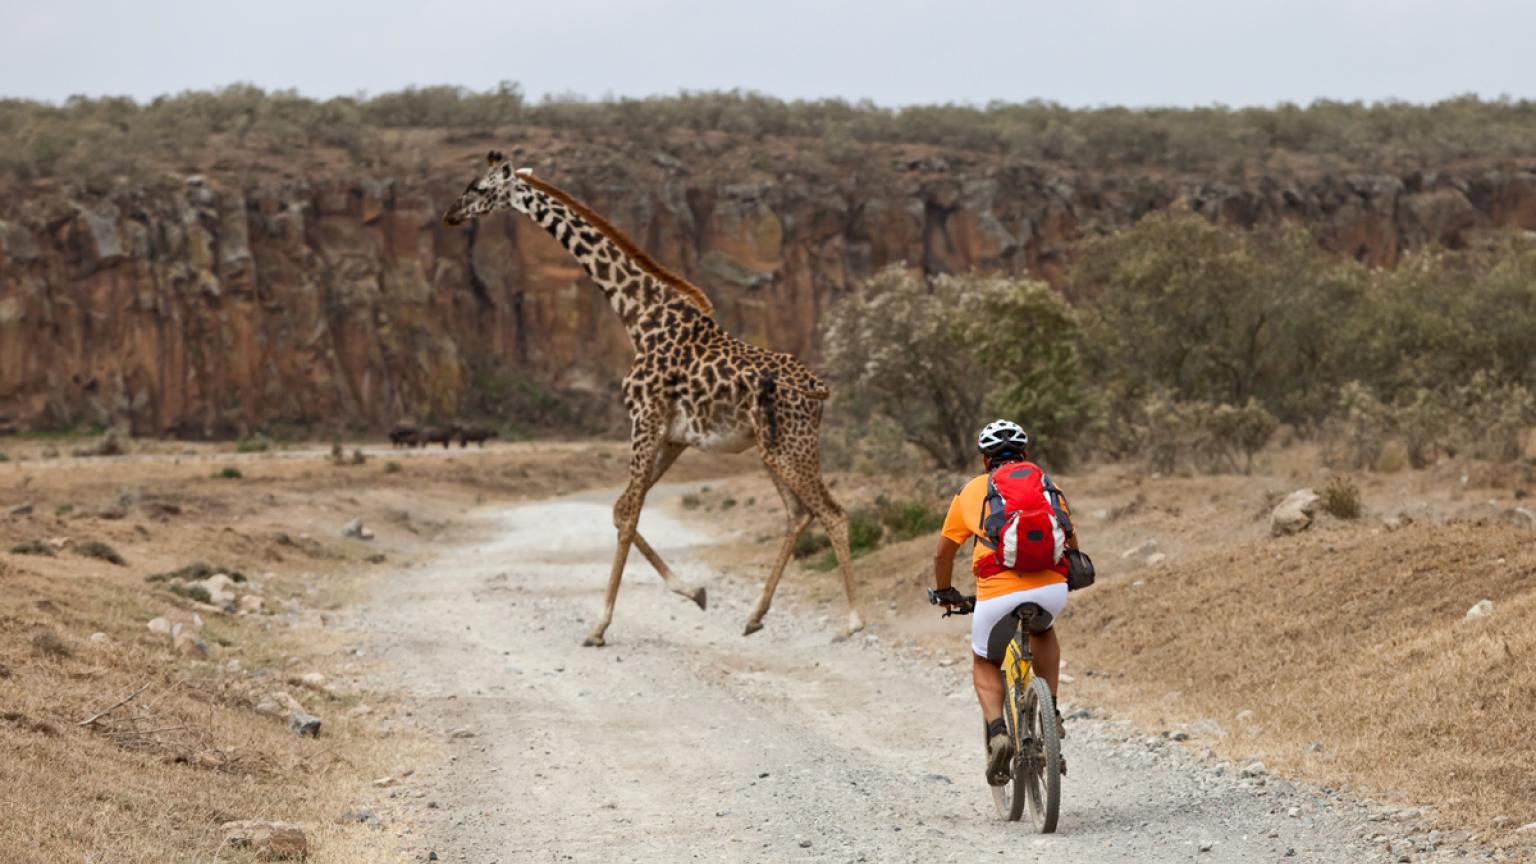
[977,419,1029,458]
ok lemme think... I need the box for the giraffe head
[442,151,533,226]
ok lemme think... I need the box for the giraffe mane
[520,174,715,316]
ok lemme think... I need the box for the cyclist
[931,419,1077,785]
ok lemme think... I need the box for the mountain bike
[929,590,1062,831]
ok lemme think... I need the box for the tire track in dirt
[358,486,1400,864]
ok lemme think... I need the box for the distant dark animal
[457,426,498,448]
[421,425,460,449]
[389,422,419,448]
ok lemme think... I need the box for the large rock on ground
[221,820,308,859]
[1271,489,1322,536]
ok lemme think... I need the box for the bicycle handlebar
[927,589,977,617]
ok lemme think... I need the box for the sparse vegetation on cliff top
[5,84,1536,185]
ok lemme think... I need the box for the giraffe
[442,151,865,646]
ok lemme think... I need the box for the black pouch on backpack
[1064,548,1096,591]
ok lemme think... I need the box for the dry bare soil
[1,437,1532,862]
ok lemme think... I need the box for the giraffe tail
[757,371,780,450]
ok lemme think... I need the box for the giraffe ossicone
[443,151,864,645]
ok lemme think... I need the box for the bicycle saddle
[986,602,1055,660]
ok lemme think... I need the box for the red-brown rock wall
[2,149,1534,436]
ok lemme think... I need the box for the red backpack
[975,460,1072,579]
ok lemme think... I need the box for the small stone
[372,776,396,788]
[1239,761,1267,778]
[798,840,812,848]
[1287,806,1301,818]
[1198,840,1214,852]
[1235,709,1255,722]
[1271,489,1321,536]
[238,594,266,615]
[338,808,377,825]
[1121,539,1159,559]
[289,711,322,737]
[147,617,172,636]
[221,820,307,859]
[449,727,476,739]
[9,502,33,517]
[224,659,242,673]
[299,672,327,688]
[1067,708,1092,721]
[1169,731,1189,742]
[174,631,210,659]
[1516,822,1536,833]
[1190,719,1226,738]
[88,632,110,644]
[1464,599,1495,621]
[925,773,952,784]
[342,518,374,540]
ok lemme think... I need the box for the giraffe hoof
[845,611,866,636]
[690,587,708,611]
[582,635,606,648]
[743,620,764,636]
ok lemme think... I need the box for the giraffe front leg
[584,513,637,647]
[745,513,812,635]
[585,420,666,647]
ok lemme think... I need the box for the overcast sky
[3,0,1531,108]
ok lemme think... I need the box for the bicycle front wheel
[1020,675,1061,833]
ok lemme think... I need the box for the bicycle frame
[1001,627,1034,745]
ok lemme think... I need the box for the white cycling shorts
[971,582,1068,660]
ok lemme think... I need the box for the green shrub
[145,562,245,583]
[847,507,884,556]
[1322,383,1391,471]
[823,266,1083,468]
[168,582,212,604]
[31,632,71,659]
[215,467,243,480]
[383,461,403,474]
[9,540,54,557]
[1321,476,1364,520]
[793,531,831,559]
[875,496,943,542]
[236,437,270,453]
[1201,399,1278,474]
[1452,373,1535,462]
[797,506,886,570]
[1391,389,1452,468]
[681,494,703,510]
[75,540,125,566]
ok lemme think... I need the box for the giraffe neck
[513,179,711,346]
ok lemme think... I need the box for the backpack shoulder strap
[1040,470,1074,536]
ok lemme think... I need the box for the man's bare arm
[933,535,961,591]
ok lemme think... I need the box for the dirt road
[359,486,1403,864]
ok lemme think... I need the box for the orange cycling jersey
[942,474,1070,601]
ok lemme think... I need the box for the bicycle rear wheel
[1020,675,1061,833]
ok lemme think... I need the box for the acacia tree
[822,266,1085,469]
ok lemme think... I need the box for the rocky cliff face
[3,134,1534,437]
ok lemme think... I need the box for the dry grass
[0,437,762,863]
[1064,521,1536,833]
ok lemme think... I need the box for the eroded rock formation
[2,137,1534,436]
